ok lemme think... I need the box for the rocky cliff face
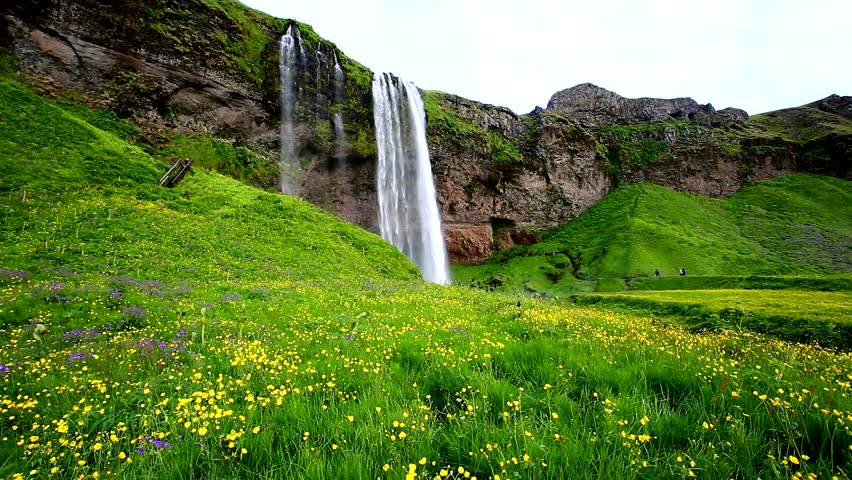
[2,0,849,264]
[424,92,611,262]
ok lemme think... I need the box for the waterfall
[332,52,346,159]
[278,25,301,195]
[372,73,450,285]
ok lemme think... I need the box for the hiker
[655,269,660,278]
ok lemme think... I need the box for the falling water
[372,73,450,285]
[278,25,300,195]
[332,52,346,159]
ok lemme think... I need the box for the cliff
[424,85,848,261]
[2,0,849,264]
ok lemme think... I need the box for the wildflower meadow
[1,52,851,480]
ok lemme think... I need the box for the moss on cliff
[0,46,18,77]
[422,90,526,169]
[487,130,523,164]
[593,120,780,176]
[422,90,483,143]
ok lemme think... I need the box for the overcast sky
[241,0,850,116]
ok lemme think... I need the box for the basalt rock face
[425,87,852,262]
[424,92,611,262]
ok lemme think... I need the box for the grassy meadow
[1,65,852,480]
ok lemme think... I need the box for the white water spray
[332,52,346,159]
[372,73,450,285]
[278,25,301,195]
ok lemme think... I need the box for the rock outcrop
[425,92,611,262]
[547,82,748,128]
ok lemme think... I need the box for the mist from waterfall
[278,25,301,195]
[372,73,450,285]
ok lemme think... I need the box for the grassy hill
[453,175,852,296]
[1,73,852,479]
[0,75,418,294]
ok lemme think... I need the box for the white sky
[241,0,851,116]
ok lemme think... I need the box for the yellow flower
[419,457,427,465]
[347,416,354,422]
[198,427,208,436]
[382,464,390,472]
[789,456,799,465]
[118,452,126,459]
[551,412,559,419]
[252,426,261,434]
[241,448,247,455]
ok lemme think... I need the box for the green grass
[147,132,279,191]
[457,176,852,297]
[1,70,852,479]
[0,75,418,286]
[572,289,852,350]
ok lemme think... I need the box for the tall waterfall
[278,26,301,195]
[372,73,450,285]
[332,52,346,159]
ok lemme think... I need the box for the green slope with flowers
[1,54,851,480]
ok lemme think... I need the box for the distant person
[679,268,687,276]
[655,269,660,278]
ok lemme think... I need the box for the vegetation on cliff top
[422,90,525,167]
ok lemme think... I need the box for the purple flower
[0,269,28,278]
[222,293,242,302]
[0,364,9,372]
[137,447,145,455]
[66,352,94,364]
[109,288,124,300]
[122,305,147,318]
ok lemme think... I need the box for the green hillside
[454,175,852,296]
[0,76,418,289]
